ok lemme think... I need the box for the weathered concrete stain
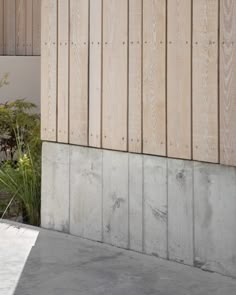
[42,143,236,278]
[112,197,125,211]
[150,206,167,222]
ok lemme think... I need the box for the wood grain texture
[143,0,166,156]
[1,0,40,56]
[220,0,236,166]
[57,0,69,143]
[193,0,218,163]
[168,159,194,265]
[33,0,41,55]
[128,0,142,153]
[89,0,102,148]
[0,0,3,55]
[143,155,167,258]
[16,0,26,55]
[102,0,128,151]
[69,0,89,145]
[4,0,16,55]
[103,150,129,248]
[26,0,33,55]
[167,0,191,159]
[41,0,57,141]
[70,146,103,242]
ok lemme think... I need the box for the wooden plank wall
[167,0,192,159]
[41,0,236,167]
[0,0,41,56]
[220,0,236,166]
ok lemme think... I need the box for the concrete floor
[1,221,236,295]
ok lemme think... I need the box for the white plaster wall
[0,56,40,110]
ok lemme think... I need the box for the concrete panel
[129,153,143,252]
[103,150,129,248]
[143,155,167,258]
[41,142,70,232]
[40,143,236,278]
[70,146,102,242]
[194,163,236,277]
[0,56,40,109]
[168,159,194,265]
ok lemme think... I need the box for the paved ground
[1,221,236,295]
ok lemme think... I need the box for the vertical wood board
[167,0,192,159]
[0,0,4,54]
[26,0,33,55]
[102,0,128,151]
[33,0,41,55]
[220,0,236,166]
[41,0,57,141]
[89,0,102,148]
[16,0,26,55]
[143,0,166,156]
[192,0,219,163]
[128,0,142,153]
[57,0,69,143]
[69,0,89,145]
[4,0,16,55]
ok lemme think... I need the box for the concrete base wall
[41,142,236,278]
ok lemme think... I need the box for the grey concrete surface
[41,142,236,278]
[41,143,70,232]
[2,221,233,295]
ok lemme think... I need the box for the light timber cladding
[57,0,69,143]
[0,0,3,54]
[41,0,57,141]
[220,0,236,166]
[167,0,192,160]
[4,0,16,55]
[128,0,142,153]
[16,0,26,55]
[26,0,33,56]
[89,0,102,148]
[69,0,89,146]
[40,1,236,167]
[0,0,41,56]
[102,0,128,151]
[192,0,219,163]
[33,0,41,55]
[143,0,166,156]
